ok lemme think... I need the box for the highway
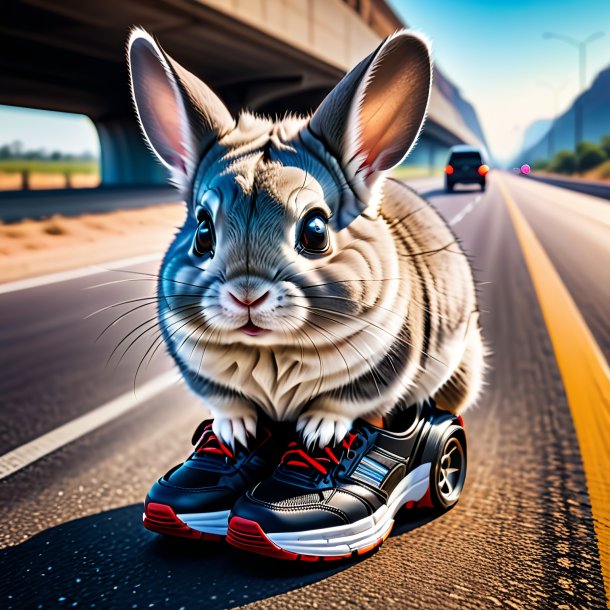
[1,172,609,609]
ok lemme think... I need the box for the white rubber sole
[266,462,431,556]
[178,509,230,535]
[142,503,230,538]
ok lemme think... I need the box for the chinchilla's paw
[212,414,257,452]
[297,410,353,450]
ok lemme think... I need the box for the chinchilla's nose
[228,290,270,309]
[225,276,272,310]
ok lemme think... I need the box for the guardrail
[526,173,610,201]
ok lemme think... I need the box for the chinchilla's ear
[127,27,234,190]
[310,31,431,220]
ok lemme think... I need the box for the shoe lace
[279,432,358,476]
[193,422,234,459]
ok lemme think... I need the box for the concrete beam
[198,0,484,148]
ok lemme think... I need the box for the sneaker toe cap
[230,490,353,533]
[146,475,235,514]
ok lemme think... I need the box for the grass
[0,204,184,283]
[391,165,443,180]
[0,159,99,174]
[583,159,610,181]
[536,159,610,183]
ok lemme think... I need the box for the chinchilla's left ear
[310,31,431,223]
[127,27,234,191]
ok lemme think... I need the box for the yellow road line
[498,174,610,606]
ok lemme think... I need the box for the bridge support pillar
[95,117,166,186]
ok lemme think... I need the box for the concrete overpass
[0,0,485,190]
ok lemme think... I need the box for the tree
[548,150,576,175]
[575,141,607,173]
[600,135,610,158]
[11,140,23,157]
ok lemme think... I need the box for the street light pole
[537,80,567,158]
[542,31,604,146]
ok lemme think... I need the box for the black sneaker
[143,418,286,541]
[227,402,466,560]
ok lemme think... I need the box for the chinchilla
[126,27,485,450]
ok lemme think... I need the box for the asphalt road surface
[1,171,608,609]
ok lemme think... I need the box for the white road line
[0,253,162,296]
[0,371,179,480]
[449,195,482,226]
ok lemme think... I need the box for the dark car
[445,145,488,192]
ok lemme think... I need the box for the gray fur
[127,27,485,449]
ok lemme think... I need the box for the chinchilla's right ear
[309,31,432,228]
[127,27,234,191]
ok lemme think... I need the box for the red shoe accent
[143,503,222,542]
[416,487,434,509]
[227,517,354,562]
[404,500,415,510]
[457,415,465,428]
[227,516,300,560]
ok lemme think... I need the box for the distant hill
[521,119,553,153]
[518,64,610,163]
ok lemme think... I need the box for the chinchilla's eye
[193,211,215,258]
[299,211,329,254]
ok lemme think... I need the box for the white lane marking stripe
[0,371,179,480]
[0,253,162,295]
[449,195,482,226]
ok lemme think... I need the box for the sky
[390,0,610,162]
[0,104,100,157]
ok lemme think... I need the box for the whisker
[85,294,201,319]
[299,277,402,290]
[275,305,325,401]
[107,303,202,370]
[385,203,429,228]
[85,277,162,290]
[95,301,201,343]
[294,320,325,401]
[278,317,305,368]
[183,312,223,360]
[300,306,401,385]
[396,241,460,258]
[107,267,210,290]
[140,308,220,376]
[300,303,447,368]
[118,309,202,375]
[303,293,405,322]
[290,309,382,398]
[133,309,205,390]
[297,314,353,388]
[195,318,225,379]
[303,291,445,322]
